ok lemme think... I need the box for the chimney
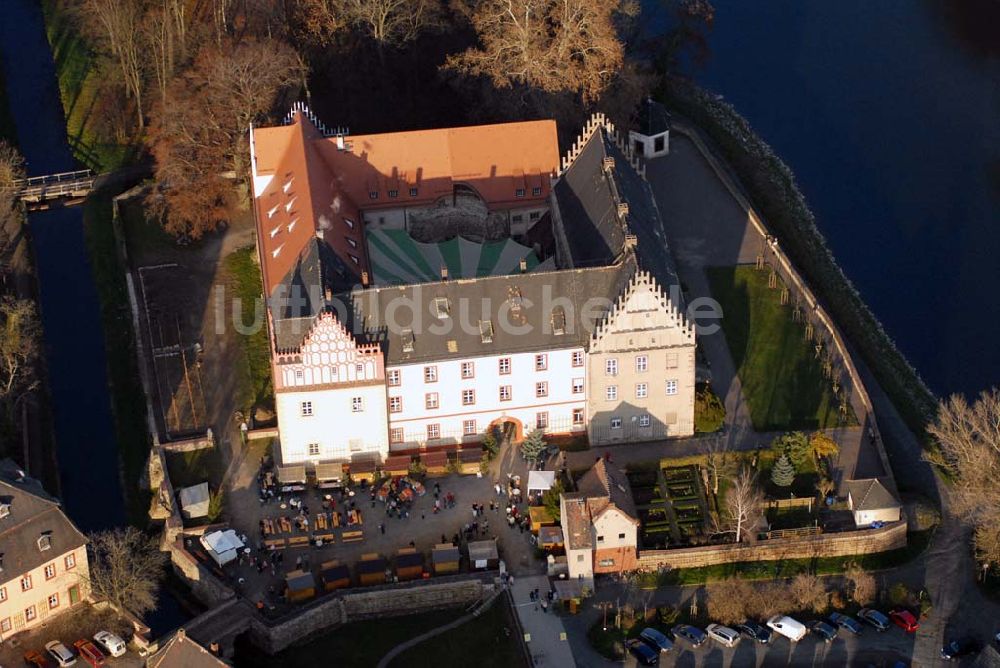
[617,202,629,218]
[624,234,638,251]
[519,258,527,273]
[361,271,369,287]
[336,134,345,150]
[440,266,448,281]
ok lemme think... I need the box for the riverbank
[658,77,938,447]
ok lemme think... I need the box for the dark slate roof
[554,127,681,297]
[269,238,358,353]
[147,629,229,668]
[637,98,671,137]
[0,459,87,587]
[846,478,900,511]
[553,129,626,268]
[347,258,635,365]
[576,458,637,521]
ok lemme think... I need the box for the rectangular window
[512,214,523,223]
[606,385,618,401]
[498,357,511,375]
[500,385,512,402]
[532,186,542,196]
[463,419,477,436]
[461,362,474,379]
[666,379,678,396]
[636,383,648,399]
[390,427,404,444]
[572,377,584,394]
[610,417,622,430]
[424,366,438,383]
[462,389,476,406]
[427,424,440,440]
[388,189,399,198]
[529,211,540,221]
[636,355,648,372]
[577,554,585,563]
[425,392,439,410]
[535,381,548,398]
[572,408,585,425]
[300,401,313,417]
[389,396,402,413]
[515,188,525,197]
[20,575,31,592]
[369,190,379,200]
[639,414,651,428]
[666,352,679,369]
[48,593,59,610]
[352,396,364,413]
[536,412,548,429]
[64,553,76,570]
[44,563,56,580]
[0,587,6,602]
[409,187,419,197]
[605,358,618,376]
[308,443,320,456]
[388,369,401,386]
[597,535,604,543]
[535,354,547,371]
[25,605,36,622]
[0,617,10,633]
[572,351,584,367]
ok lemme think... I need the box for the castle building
[249,107,695,469]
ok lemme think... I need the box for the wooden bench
[342,530,364,543]
[313,533,335,545]
[264,538,286,550]
[287,536,311,548]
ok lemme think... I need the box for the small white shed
[178,482,210,519]
[846,478,902,527]
[527,470,556,495]
[200,529,244,567]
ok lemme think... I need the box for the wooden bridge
[10,169,96,204]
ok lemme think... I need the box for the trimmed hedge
[659,78,937,445]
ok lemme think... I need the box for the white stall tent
[527,470,555,494]
[200,529,244,567]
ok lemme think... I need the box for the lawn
[224,247,273,412]
[232,607,465,668]
[707,265,851,430]
[391,596,527,668]
[165,447,224,489]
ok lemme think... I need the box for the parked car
[626,638,659,666]
[736,620,772,644]
[72,640,105,668]
[43,641,76,668]
[24,650,52,668]
[706,624,741,648]
[767,615,807,642]
[670,624,707,648]
[827,612,863,635]
[941,637,981,660]
[638,628,673,653]
[806,620,838,643]
[889,608,920,633]
[858,608,890,632]
[92,632,126,658]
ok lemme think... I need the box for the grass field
[42,0,136,170]
[82,190,151,523]
[224,247,273,412]
[708,265,850,431]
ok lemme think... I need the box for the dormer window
[479,320,494,343]
[409,187,418,197]
[551,306,566,335]
[285,197,296,212]
[38,532,52,551]
[433,297,450,319]
[532,186,542,196]
[369,191,379,200]
[515,188,525,198]
[0,502,9,519]
[388,189,399,198]
[401,328,414,353]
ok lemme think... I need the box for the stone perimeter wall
[637,521,907,571]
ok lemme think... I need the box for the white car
[767,615,807,642]
[93,630,127,658]
[44,641,76,667]
[706,623,741,648]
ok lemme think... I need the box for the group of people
[529,586,558,613]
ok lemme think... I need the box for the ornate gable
[589,270,693,353]
[275,311,383,389]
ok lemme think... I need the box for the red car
[24,649,53,668]
[73,639,106,667]
[889,608,920,633]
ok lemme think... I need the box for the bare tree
[85,528,166,616]
[844,562,877,605]
[927,389,1000,568]
[0,142,25,253]
[0,298,41,405]
[789,573,827,613]
[705,577,752,624]
[344,0,443,49]
[719,467,763,544]
[446,0,627,101]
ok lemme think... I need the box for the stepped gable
[348,257,637,365]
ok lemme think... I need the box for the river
[0,0,189,635]
[646,0,999,398]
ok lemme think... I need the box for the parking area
[0,604,141,667]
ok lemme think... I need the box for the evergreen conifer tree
[770,453,796,487]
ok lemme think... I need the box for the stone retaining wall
[167,538,236,608]
[637,521,906,570]
[161,432,214,452]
